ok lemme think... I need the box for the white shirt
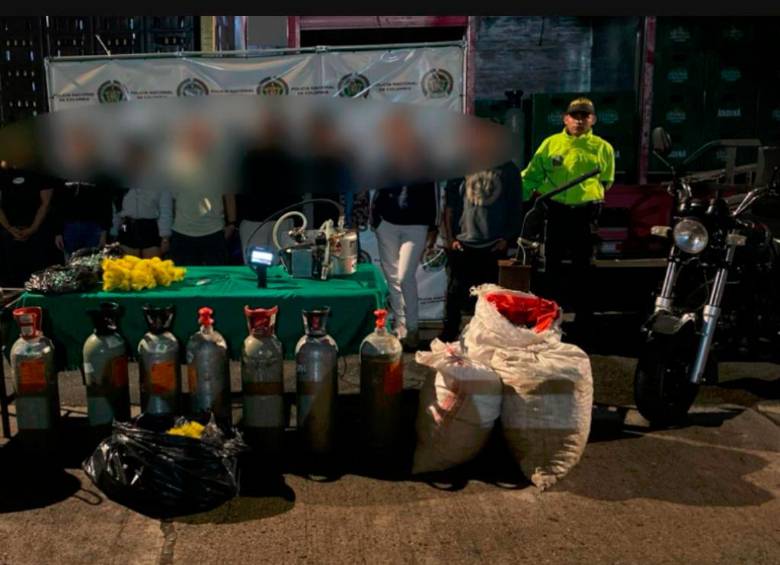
[113,188,173,237]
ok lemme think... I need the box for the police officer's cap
[566,97,595,115]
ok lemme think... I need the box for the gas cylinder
[186,307,231,424]
[295,307,338,456]
[83,301,130,433]
[359,308,403,461]
[241,305,284,452]
[504,89,525,169]
[10,307,59,447]
[138,304,181,415]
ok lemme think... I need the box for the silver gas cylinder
[186,306,231,424]
[10,306,59,447]
[241,305,284,452]
[138,304,181,415]
[83,301,130,432]
[359,308,404,461]
[295,307,338,456]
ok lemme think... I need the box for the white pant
[375,220,428,338]
[239,219,294,266]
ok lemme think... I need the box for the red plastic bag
[484,292,559,333]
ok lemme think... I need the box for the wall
[590,17,641,93]
[474,16,593,99]
[247,16,287,49]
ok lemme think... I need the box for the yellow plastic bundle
[102,256,187,291]
[166,420,206,439]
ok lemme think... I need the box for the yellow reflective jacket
[521,129,615,205]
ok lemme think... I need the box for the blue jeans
[63,221,103,254]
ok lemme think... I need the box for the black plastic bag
[83,413,248,517]
[25,243,124,295]
[24,264,99,295]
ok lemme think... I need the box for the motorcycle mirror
[652,127,672,157]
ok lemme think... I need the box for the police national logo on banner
[97,80,128,104]
[421,69,453,99]
[337,73,370,98]
[257,77,289,96]
[177,78,209,97]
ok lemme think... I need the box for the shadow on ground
[3,368,777,520]
[0,441,81,513]
[558,403,775,507]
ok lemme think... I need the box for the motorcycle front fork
[654,245,737,384]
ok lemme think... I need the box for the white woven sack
[412,339,502,474]
[462,284,593,490]
[461,284,562,365]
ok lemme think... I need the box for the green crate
[703,88,759,138]
[648,94,706,173]
[593,93,637,129]
[755,65,780,91]
[651,91,705,130]
[697,89,760,170]
[653,51,707,97]
[649,128,706,173]
[611,140,638,178]
[705,55,756,91]
[653,50,706,95]
[699,145,762,173]
[755,91,780,145]
[655,18,704,53]
[705,18,757,51]
[474,99,508,125]
[530,92,571,149]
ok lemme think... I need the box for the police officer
[521,97,615,340]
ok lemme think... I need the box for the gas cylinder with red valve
[359,308,404,461]
[186,307,231,424]
[295,307,338,456]
[83,301,130,434]
[241,305,285,452]
[138,304,181,415]
[10,306,59,445]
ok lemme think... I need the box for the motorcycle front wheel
[634,332,700,426]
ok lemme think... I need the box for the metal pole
[638,16,657,185]
[464,16,478,115]
[45,40,466,63]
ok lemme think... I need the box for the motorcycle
[634,127,780,425]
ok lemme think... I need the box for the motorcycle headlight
[673,218,709,254]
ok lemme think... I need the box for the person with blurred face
[51,128,114,258]
[371,181,439,351]
[371,111,438,351]
[521,97,615,341]
[167,118,237,266]
[112,141,173,259]
[0,160,57,287]
[439,161,522,342]
[236,114,302,265]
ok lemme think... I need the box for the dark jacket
[445,161,523,246]
[371,181,438,229]
[51,180,114,234]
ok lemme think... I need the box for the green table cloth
[4,264,388,370]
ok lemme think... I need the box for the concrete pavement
[1,355,779,564]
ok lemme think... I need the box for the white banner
[46,44,463,112]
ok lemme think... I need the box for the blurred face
[563,111,596,137]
